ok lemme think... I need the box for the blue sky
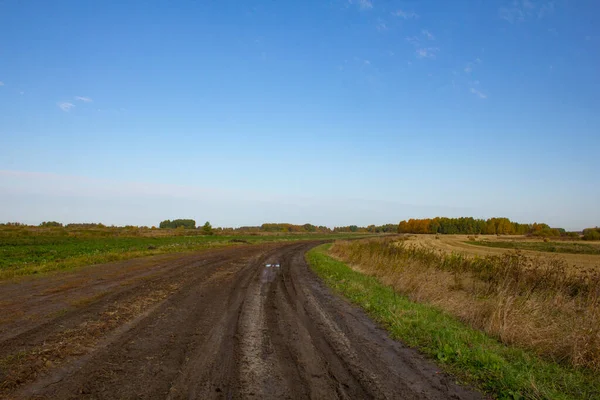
[1,0,598,229]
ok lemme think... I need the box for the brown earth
[0,241,483,399]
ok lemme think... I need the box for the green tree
[583,227,600,241]
[159,219,196,229]
[39,221,62,227]
[202,221,214,235]
[302,223,317,232]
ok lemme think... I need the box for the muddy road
[0,242,482,399]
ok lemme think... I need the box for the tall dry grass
[330,237,600,371]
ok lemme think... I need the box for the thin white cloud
[353,57,372,67]
[500,7,524,23]
[58,102,75,112]
[538,2,555,18]
[359,0,373,10]
[405,36,420,46]
[422,29,435,40]
[500,0,555,23]
[416,47,439,59]
[0,81,4,86]
[470,88,487,99]
[376,19,387,31]
[74,96,93,103]
[349,0,373,10]
[392,9,418,19]
[464,58,482,74]
[407,34,439,59]
[499,0,527,23]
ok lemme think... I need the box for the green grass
[0,231,360,280]
[468,240,600,255]
[307,244,600,400]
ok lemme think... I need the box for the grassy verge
[307,244,600,400]
[469,240,600,255]
[0,233,360,280]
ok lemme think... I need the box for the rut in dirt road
[3,242,483,399]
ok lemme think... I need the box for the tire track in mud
[2,241,484,399]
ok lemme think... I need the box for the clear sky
[1,0,598,230]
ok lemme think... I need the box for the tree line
[397,217,567,236]
[259,223,332,233]
[333,224,397,233]
[5,219,596,240]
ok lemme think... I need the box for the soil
[0,241,483,399]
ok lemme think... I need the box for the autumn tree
[396,217,564,236]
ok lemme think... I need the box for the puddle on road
[261,262,281,283]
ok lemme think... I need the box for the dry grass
[406,234,600,272]
[330,237,600,371]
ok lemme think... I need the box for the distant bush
[202,221,213,235]
[159,219,196,229]
[262,223,333,233]
[65,223,106,228]
[531,227,561,237]
[583,227,600,241]
[39,221,63,227]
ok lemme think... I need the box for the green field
[0,227,361,279]
[469,240,600,255]
[306,244,600,400]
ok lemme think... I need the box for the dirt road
[0,242,482,399]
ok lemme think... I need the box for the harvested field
[404,234,600,272]
[469,240,600,255]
